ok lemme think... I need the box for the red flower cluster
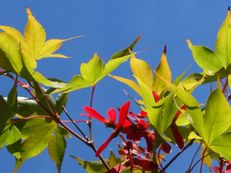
[84,101,131,156]
[83,91,187,172]
[83,101,157,171]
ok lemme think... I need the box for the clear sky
[0,1,229,173]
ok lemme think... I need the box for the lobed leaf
[153,47,172,94]
[48,127,66,173]
[13,119,56,171]
[0,32,23,74]
[187,40,222,75]
[203,89,231,143]
[70,155,107,173]
[130,53,153,88]
[216,8,231,67]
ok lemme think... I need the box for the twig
[187,153,210,172]
[187,143,202,172]
[12,115,52,124]
[62,106,89,140]
[160,140,194,173]
[88,85,96,141]
[199,146,207,173]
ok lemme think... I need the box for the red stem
[199,146,207,173]
[88,86,96,141]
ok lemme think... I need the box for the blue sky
[0,1,229,173]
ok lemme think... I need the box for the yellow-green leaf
[130,53,153,88]
[109,74,142,96]
[24,7,46,59]
[210,132,231,160]
[0,32,23,74]
[216,8,231,67]
[187,40,222,75]
[153,47,172,95]
[80,53,103,83]
[48,127,66,173]
[70,155,107,173]
[0,25,24,44]
[154,71,200,108]
[203,89,231,143]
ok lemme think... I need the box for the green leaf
[55,93,68,114]
[108,151,120,167]
[6,125,22,146]
[209,132,231,160]
[48,127,66,173]
[0,25,24,44]
[13,119,56,171]
[102,54,130,77]
[53,36,140,93]
[0,125,22,149]
[109,74,142,96]
[24,7,46,60]
[134,76,168,133]
[0,95,11,128]
[134,76,155,109]
[178,73,204,92]
[187,40,222,75]
[110,35,141,59]
[0,32,23,74]
[153,47,172,94]
[203,89,231,143]
[35,39,66,60]
[54,54,131,93]
[154,71,200,108]
[24,66,66,88]
[7,79,18,115]
[0,126,10,148]
[215,8,231,67]
[80,53,104,83]
[70,155,107,173]
[176,111,190,126]
[157,94,177,133]
[130,53,153,88]
[185,107,205,139]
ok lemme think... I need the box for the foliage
[0,6,230,173]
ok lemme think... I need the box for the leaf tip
[26,7,33,17]
[186,39,192,48]
[163,45,167,54]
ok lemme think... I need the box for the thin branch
[187,153,210,172]
[62,106,89,140]
[12,115,52,124]
[88,85,96,141]
[61,120,87,123]
[187,143,202,172]
[200,147,207,173]
[160,140,194,173]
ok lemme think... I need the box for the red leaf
[96,131,116,156]
[161,142,172,153]
[134,158,158,171]
[213,166,221,173]
[171,123,184,149]
[152,91,160,102]
[83,106,108,123]
[117,101,130,128]
[107,108,117,123]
